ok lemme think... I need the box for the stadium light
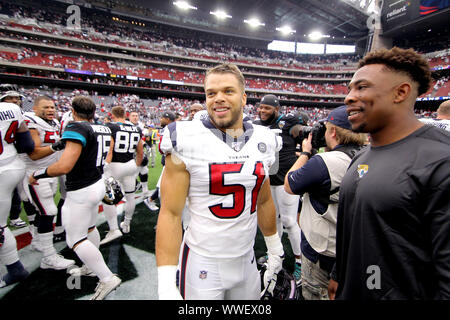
[173,1,197,10]
[276,26,296,35]
[308,31,330,40]
[244,18,265,28]
[210,10,232,19]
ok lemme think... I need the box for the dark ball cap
[260,94,280,108]
[327,105,352,130]
[161,111,176,121]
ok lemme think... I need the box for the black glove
[50,140,66,152]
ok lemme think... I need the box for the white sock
[74,240,113,282]
[39,231,56,258]
[88,227,101,248]
[103,204,119,231]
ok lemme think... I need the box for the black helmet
[259,264,303,300]
[102,177,124,205]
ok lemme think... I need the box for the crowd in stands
[15,86,440,130]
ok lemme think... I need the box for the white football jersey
[160,120,281,258]
[22,113,61,170]
[60,110,73,136]
[419,118,450,132]
[0,102,26,167]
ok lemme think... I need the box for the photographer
[283,106,366,300]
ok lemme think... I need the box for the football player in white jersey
[23,96,75,270]
[156,63,284,300]
[100,105,143,243]
[0,101,34,287]
[419,100,450,132]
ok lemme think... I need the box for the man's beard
[259,111,276,126]
[209,107,242,130]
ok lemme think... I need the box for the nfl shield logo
[199,271,207,280]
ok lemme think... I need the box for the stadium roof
[105,0,372,43]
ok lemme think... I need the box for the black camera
[299,121,327,149]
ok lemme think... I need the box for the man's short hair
[437,100,450,118]
[358,47,432,96]
[330,123,367,146]
[205,63,245,92]
[33,95,53,106]
[111,105,125,118]
[72,96,96,120]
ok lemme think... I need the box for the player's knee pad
[0,227,19,266]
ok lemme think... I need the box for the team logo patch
[199,271,207,280]
[258,142,267,153]
[357,164,369,178]
[278,121,285,129]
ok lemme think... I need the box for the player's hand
[263,253,283,289]
[50,140,66,152]
[158,286,183,300]
[29,174,39,185]
[328,279,338,300]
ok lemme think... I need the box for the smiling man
[329,47,450,300]
[155,63,284,300]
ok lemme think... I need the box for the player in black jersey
[254,94,303,284]
[29,96,121,300]
[101,105,144,243]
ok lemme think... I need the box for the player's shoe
[40,254,75,270]
[144,198,159,211]
[120,221,130,234]
[9,218,27,228]
[91,274,122,300]
[69,264,96,277]
[293,262,302,286]
[100,229,123,245]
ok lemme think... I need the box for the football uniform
[103,121,141,234]
[419,118,450,132]
[160,119,280,299]
[22,114,61,217]
[0,103,27,268]
[60,121,111,248]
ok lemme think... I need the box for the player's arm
[257,179,285,287]
[155,153,189,300]
[106,136,114,164]
[26,128,54,160]
[257,179,278,237]
[135,139,144,167]
[29,141,82,185]
[14,122,34,154]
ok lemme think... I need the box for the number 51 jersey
[160,119,281,259]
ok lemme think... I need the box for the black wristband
[33,168,50,180]
[300,151,311,159]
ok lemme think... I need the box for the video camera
[298,120,327,149]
